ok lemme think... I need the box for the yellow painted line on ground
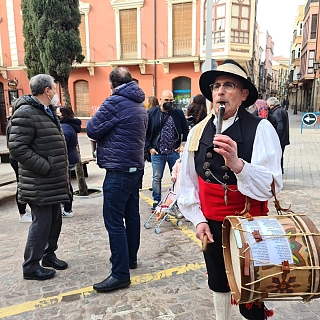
[0,190,204,319]
[140,193,202,248]
[0,262,206,319]
[169,215,202,247]
[140,193,154,206]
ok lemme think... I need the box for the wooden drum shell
[222,215,320,303]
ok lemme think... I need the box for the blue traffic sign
[302,113,317,126]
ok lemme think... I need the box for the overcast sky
[256,0,306,57]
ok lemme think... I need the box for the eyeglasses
[163,99,174,102]
[209,82,240,93]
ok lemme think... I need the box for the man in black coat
[267,97,290,174]
[8,74,70,281]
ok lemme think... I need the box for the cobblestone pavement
[1,109,320,319]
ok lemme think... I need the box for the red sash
[198,176,268,222]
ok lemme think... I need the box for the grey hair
[267,97,280,106]
[30,74,55,96]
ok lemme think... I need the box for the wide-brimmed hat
[199,59,258,108]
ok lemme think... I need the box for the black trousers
[23,203,62,273]
[204,220,265,320]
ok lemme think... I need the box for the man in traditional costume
[177,60,283,320]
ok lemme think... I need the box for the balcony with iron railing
[107,42,147,61]
[0,53,9,68]
[160,40,193,58]
[18,50,25,66]
[82,46,96,63]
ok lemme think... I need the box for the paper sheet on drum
[242,218,294,267]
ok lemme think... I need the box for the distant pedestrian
[146,96,159,113]
[57,106,82,218]
[267,97,290,174]
[87,67,147,292]
[145,89,189,212]
[285,99,289,111]
[186,94,207,129]
[253,99,277,129]
[8,74,70,281]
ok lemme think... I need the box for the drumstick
[201,234,208,252]
[214,103,225,148]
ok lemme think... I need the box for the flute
[214,103,225,148]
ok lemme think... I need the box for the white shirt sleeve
[177,132,208,227]
[177,119,283,227]
[235,119,283,200]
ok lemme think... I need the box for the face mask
[163,102,173,111]
[50,93,59,106]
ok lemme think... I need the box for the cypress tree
[21,0,84,108]
[21,0,45,78]
[21,0,88,196]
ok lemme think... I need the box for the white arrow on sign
[302,113,318,126]
[305,115,314,122]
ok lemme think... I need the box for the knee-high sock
[213,292,231,320]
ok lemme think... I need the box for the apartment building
[0,0,257,134]
[297,0,319,112]
[289,4,304,112]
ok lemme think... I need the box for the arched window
[204,0,226,45]
[172,77,191,113]
[231,0,250,44]
[74,80,90,117]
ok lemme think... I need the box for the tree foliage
[21,0,85,107]
[21,0,88,196]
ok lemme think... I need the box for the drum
[222,214,320,303]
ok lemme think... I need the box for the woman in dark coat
[186,94,207,129]
[57,107,82,217]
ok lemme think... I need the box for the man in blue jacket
[145,90,189,211]
[87,67,147,292]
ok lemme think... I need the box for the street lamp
[294,72,301,115]
[311,61,320,112]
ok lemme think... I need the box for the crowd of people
[6,61,291,319]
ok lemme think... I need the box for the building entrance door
[173,77,191,114]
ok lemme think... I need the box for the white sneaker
[62,209,74,218]
[19,210,32,223]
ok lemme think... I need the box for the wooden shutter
[173,3,192,55]
[120,9,137,58]
[79,15,86,57]
[75,81,90,117]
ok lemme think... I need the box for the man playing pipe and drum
[178,59,283,320]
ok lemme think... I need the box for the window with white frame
[308,50,315,74]
[310,14,317,39]
[203,0,226,45]
[172,2,192,56]
[119,9,138,59]
[111,0,143,60]
[299,22,303,36]
[231,0,250,44]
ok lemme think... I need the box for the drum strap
[270,180,293,215]
[237,180,293,220]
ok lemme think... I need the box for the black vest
[195,108,262,185]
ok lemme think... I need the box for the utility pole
[201,0,218,110]
[204,0,213,74]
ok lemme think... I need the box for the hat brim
[199,70,258,108]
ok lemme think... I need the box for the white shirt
[177,116,283,227]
